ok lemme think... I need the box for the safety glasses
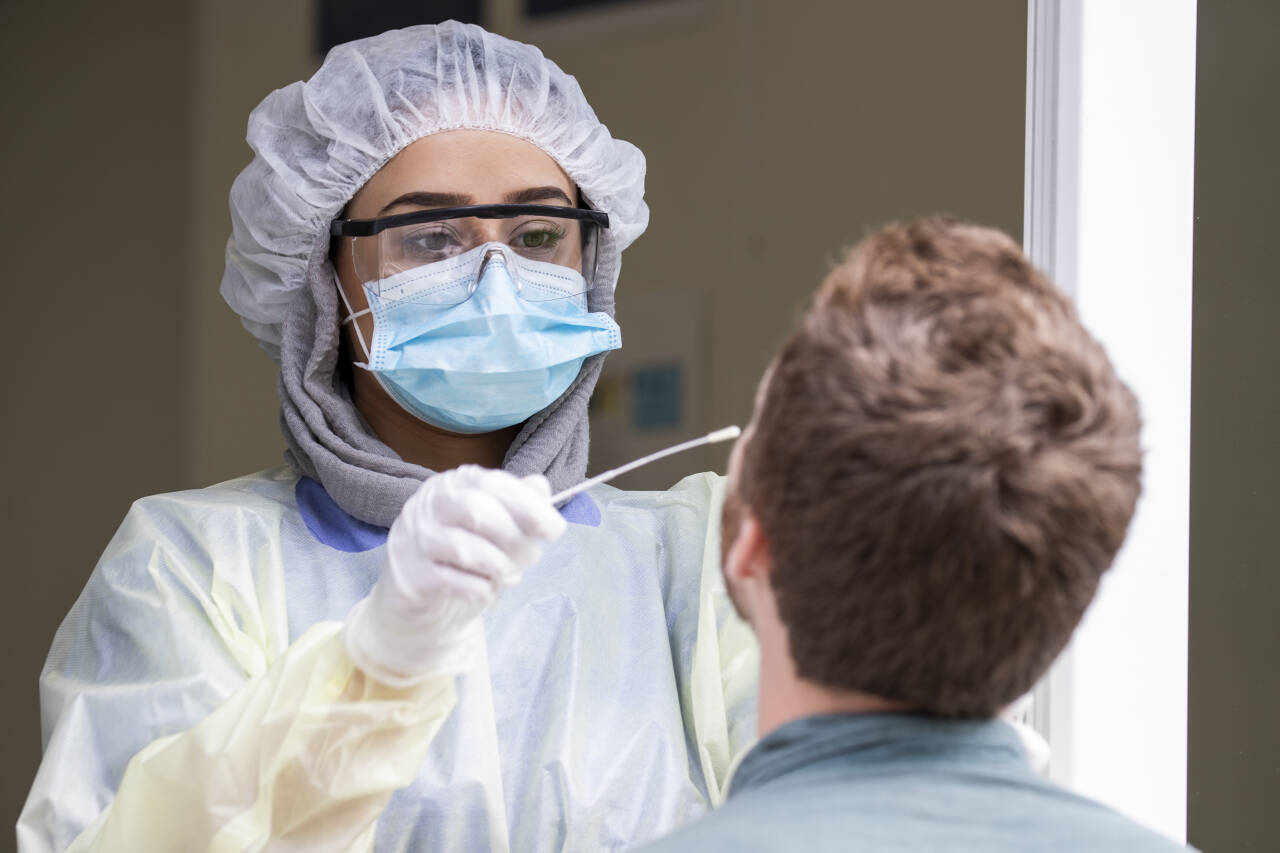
[331,204,609,304]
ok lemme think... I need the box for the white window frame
[1023,0,1196,843]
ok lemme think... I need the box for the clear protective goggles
[330,203,609,305]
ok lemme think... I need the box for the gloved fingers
[387,559,495,609]
[400,467,564,553]
[505,539,544,571]
[402,465,487,519]
[423,526,521,587]
[433,486,528,553]
[431,570,494,608]
[467,469,566,541]
[487,540,545,588]
[520,473,552,498]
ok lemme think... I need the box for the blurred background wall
[0,0,197,832]
[0,0,1026,834]
[1188,2,1280,850]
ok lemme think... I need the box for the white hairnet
[221,20,648,360]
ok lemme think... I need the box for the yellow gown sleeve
[679,474,760,806]
[19,487,457,853]
[68,623,456,852]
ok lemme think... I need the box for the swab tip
[707,425,742,443]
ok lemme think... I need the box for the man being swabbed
[640,218,1193,852]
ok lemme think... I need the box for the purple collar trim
[296,477,388,553]
[558,491,602,527]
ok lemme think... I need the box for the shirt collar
[728,712,1030,798]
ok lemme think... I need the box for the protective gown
[18,468,757,851]
[18,21,759,851]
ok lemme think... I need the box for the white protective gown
[18,468,758,852]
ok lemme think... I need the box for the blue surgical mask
[338,243,621,434]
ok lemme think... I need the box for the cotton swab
[551,426,742,505]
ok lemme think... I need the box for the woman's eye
[397,226,462,261]
[408,230,452,252]
[517,228,563,250]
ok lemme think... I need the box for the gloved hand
[344,465,567,687]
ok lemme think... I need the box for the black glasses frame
[330,204,610,238]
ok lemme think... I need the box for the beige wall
[1188,2,1280,849]
[0,0,193,827]
[185,0,316,488]
[500,0,1028,482]
[0,0,1025,831]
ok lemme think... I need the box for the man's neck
[756,623,913,738]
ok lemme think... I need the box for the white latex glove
[344,465,567,687]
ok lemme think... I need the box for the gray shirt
[638,712,1192,852]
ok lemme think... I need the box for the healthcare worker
[18,22,757,852]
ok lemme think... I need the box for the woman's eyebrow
[378,191,473,214]
[504,186,574,205]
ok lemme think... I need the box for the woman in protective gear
[18,22,756,852]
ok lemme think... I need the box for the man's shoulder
[1033,787,1195,852]
[633,801,783,853]
[636,769,1193,853]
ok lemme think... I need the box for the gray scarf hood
[218,23,648,527]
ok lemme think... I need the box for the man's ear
[724,513,772,585]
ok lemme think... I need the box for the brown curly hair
[736,218,1143,717]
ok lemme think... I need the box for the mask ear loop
[335,243,374,368]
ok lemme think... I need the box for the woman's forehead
[351,130,575,217]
